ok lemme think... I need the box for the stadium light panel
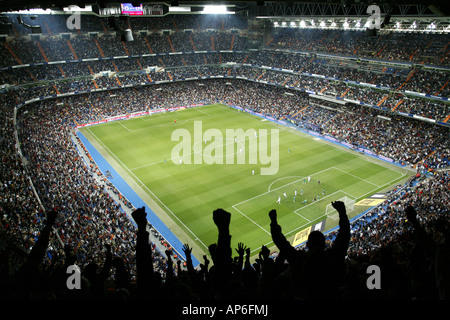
[201,5,233,14]
[168,6,191,12]
[63,5,92,12]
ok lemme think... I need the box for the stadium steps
[136,58,143,70]
[242,53,249,64]
[87,66,100,89]
[57,65,66,78]
[87,65,94,75]
[397,69,416,91]
[112,61,120,72]
[135,58,153,81]
[100,20,109,33]
[443,114,450,123]
[171,17,178,31]
[144,36,154,54]
[121,41,130,56]
[376,44,388,57]
[291,105,310,118]
[211,34,215,51]
[340,88,350,98]
[230,33,235,51]
[189,35,197,51]
[11,23,20,38]
[94,38,106,58]
[43,21,52,36]
[391,98,404,112]
[166,35,176,52]
[3,42,22,64]
[158,57,166,68]
[415,150,437,168]
[435,79,449,96]
[36,41,49,63]
[25,69,37,82]
[377,94,389,107]
[443,41,449,52]
[409,47,420,60]
[66,40,79,60]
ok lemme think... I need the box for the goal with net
[325,196,355,219]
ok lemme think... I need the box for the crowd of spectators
[268,28,450,67]
[323,170,449,299]
[2,39,449,95]
[0,12,449,301]
[1,76,449,301]
[2,44,449,124]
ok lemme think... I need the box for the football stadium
[0,0,449,302]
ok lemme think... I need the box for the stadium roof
[0,1,449,17]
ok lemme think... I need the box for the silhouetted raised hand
[182,243,195,274]
[211,208,233,297]
[131,206,155,296]
[234,242,247,274]
[29,210,58,265]
[132,206,147,230]
[331,200,346,215]
[213,208,231,233]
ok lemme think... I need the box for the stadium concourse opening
[1,0,449,303]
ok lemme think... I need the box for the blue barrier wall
[77,131,201,267]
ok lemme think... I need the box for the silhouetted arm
[269,209,297,260]
[234,242,246,274]
[28,210,58,265]
[182,243,195,276]
[97,244,113,282]
[212,208,233,282]
[132,207,154,291]
[406,205,435,254]
[165,249,174,279]
[329,201,350,256]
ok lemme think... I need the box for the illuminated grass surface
[80,104,409,256]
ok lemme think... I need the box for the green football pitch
[80,103,411,258]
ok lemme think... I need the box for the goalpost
[325,196,355,217]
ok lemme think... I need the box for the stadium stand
[0,5,449,301]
